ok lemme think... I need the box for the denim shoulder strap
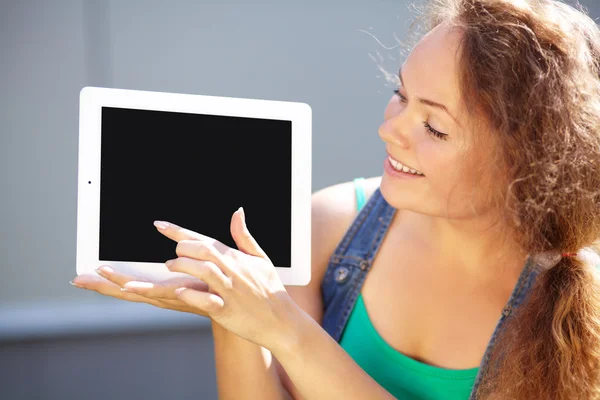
[320,187,396,342]
[469,256,540,399]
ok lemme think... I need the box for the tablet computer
[76,86,311,286]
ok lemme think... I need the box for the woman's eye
[424,122,448,141]
[393,88,407,103]
[392,88,449,141]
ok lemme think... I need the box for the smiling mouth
[387,155,424,176]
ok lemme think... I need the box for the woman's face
[379,23,497,220]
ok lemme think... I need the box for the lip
[384,157,425,179]
[386,152,422,175]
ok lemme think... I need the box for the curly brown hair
[410,0,600,398]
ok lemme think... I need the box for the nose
[379,110,410,149]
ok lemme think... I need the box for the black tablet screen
[99,106,292,267]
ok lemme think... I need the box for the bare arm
[211,320,293,400]
[212,177,383,400]
[271,308,396,400]
[266,178,394,399]
[273,177,385,400]
[210,184,336,400]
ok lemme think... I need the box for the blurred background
[1,0,599,399]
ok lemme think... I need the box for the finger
[123,278,209,300]
[167,256,232,293]
[121,281,174,299]
[154,220,232,255]
[175,287,224,314]
[176,240,236,277]
[230,207,269,260]
[153,220,214,243]
[73,275,208,316]
[95,265,141,288]
[72,275,172,307]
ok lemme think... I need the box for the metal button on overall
[334,266,350,283]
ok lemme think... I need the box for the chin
[379,174,439,217]
[379,175,415,211]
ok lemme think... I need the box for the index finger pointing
[153,220,212,243]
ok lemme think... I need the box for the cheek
[417,141,463,192]
[419,144,495,215]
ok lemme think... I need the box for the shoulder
[311,176,382,214]
[311,176,381,235]
[310,176,381,272]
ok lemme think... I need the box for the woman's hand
[72,208,303,353]
[72,270,211,316]
[71,213,222,316]
[159,208,300,352]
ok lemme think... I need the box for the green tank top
[338,178,479,400]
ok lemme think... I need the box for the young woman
[72,0,600,398]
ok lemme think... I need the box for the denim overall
[320,187,540,399]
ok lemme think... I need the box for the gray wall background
[1,1,598,399]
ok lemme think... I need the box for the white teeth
[388,156,423,176]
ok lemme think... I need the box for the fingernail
[165,259,174,269]
[126,281,153,290]
[154,220,169,230]
[70,281,83,288]
[175,287,186,297]
[120,287,133,293]
[95,266,113,278]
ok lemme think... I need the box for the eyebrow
[399,68,462,127]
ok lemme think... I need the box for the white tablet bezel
[76,86,311,286]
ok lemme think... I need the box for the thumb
[231,207,270,260]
